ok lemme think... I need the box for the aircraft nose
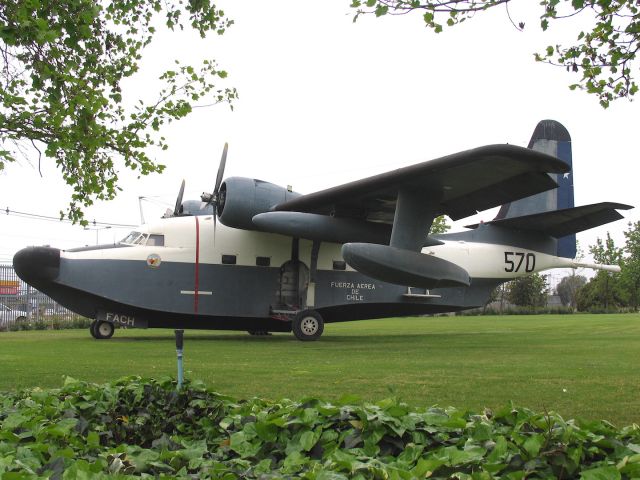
[13,246,61,285]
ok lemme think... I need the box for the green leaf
[47,418,79,437]
[282,451,309,473]
[255,421,278,442]
[63,376,80,386]
[523,434,544,458]
[487,436,508,463]
[580,466,621,480]
[2,413,27,430]
[443,445,486,466]
[87,431,100,448]
[300,430,320,451]
[412,457,445,477]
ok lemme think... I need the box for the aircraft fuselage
[14,215,577,338]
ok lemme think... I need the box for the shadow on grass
[105,331,491,344]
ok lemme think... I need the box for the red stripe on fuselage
[194,216,200,313]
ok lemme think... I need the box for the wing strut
[341,187,470,289]
[390,187,439,252]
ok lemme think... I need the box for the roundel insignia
[147,254,162,268]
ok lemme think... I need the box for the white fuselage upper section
[62,216,577,280]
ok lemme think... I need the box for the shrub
[1,377,639,478]
[3,316,91,332]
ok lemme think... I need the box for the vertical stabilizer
[494,120,576,258]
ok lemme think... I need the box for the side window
[221,255,237,265]
[147,234,165,246]
[256,256,271,267]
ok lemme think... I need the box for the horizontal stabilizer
[466,202,632,238]
[342,243,470,289]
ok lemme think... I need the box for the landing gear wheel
[90,320,99,339]
[292,310,324,341]
[95,321,115,339]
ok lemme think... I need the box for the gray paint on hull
[53,257,502,323]
[57,258,280,317]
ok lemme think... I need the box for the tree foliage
[350,0,640,108]
[0,0,237,224]
[430,215,451,235]
[507,273,548,308]
[584,232,624,311]
[621,221,640,309]
[556,274,587,309]
[576,273,628,311]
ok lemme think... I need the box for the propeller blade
[174,179,186,216]
[214,143,228,197]
[199,143,228,246]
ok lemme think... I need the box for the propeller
[174,179,186,217]
[163,179,186,218]
[201,143,228,243]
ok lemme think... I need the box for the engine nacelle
[217,177,301,230]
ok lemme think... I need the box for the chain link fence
[0,263,89,331]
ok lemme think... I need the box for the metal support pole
[175,329,184,389]
[26,284,32,321]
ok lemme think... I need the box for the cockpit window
[147,234,165,246]
[120,231,164,246]
[133,234,148,245]
[120,231,143,245]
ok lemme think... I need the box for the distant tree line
[575,221,640,312]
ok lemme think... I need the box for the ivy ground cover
[2,377,640,479]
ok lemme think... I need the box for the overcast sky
[0,1,637,268]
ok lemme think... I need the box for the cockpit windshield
[119,231,165,246]
[120,231,145,245]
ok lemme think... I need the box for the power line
[2,207,136,228]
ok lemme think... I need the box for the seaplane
[13,120,631,340]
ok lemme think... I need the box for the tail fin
[494,119,576,258]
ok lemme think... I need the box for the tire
[292,310,324,341]
[89,320,99,339]
[95,321,115,339]
[15,316,27,323]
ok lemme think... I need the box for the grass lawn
[1,314,639,426]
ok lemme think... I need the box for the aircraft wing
[272,144,570,222]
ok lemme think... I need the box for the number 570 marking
[504,252,535,273]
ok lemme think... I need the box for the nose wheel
[90,320,115,339]
[292,310,324,341]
